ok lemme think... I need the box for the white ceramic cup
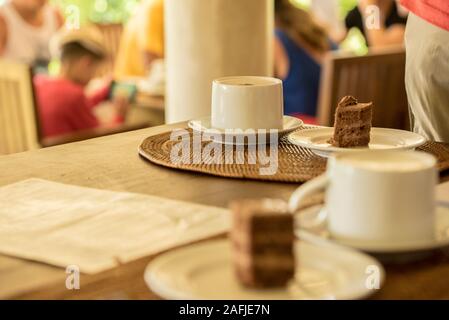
[211,76,284,130]
[289,150,437,245]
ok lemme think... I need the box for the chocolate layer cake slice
[330,96,373,148]
[230,199,295,288]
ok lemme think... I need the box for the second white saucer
[288,127,427,158]
[298,204,449,254]
[144,239,384,300]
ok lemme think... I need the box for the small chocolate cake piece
[330,96,373,148]
[230,199,295,288]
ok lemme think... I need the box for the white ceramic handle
[289,174,329,228]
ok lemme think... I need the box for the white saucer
[288,127,426,158]
[298,204,449,253]
[144,239,384,300]
[188,116,303,145]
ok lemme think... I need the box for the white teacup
[289,150,437,246]
[211,76,284,131]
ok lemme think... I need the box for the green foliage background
[0,0,364,54]
[0,0,358,23]
[48,0,365,54]
[50,0,357,24]
[50,0,140,24]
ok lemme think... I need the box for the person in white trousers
[402,0,449,143]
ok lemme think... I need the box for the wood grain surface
[0,122,448,300]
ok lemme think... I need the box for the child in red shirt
[34,28,128,138]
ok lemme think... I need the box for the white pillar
[165,0,274,123]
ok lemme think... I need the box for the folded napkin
[0,179,230,274]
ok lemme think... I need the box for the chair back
[0,59,39,155]
[317,47,409,130]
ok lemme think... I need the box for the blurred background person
[0,0,63,68]
[114,0,164,79]
[344,0,407,47]
[274,0,337,122]
[310,0,346,43]
[34,27,129,138]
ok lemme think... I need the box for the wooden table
[0,123,448,300]
[94,91,165,127]
[135,92,164,111]
[129,92,165,126]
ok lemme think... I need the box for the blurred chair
[0,60,39,155]
[317,46,410,130]
[94,23,124,77]
[0,59,149,155]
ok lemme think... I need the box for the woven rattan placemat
[139,129,449,183]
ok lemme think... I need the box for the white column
[165,0,274,123]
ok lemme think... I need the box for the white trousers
[405,13,449,143]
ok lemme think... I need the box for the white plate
[298,204,449,253]
[288,127,426,158]
[188,116,303,146]
[144,239,384,300]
